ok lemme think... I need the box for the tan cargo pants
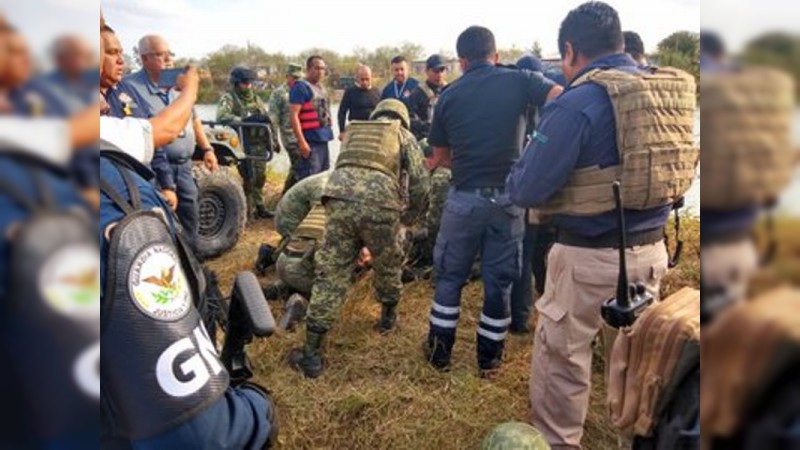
[530,241,669,449]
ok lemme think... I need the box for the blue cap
[516,54,543,72]
[426,54,447,70]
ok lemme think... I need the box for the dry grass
[205,204,716,449]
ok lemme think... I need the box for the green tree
[657,31,699,82]
[530,41,543,58]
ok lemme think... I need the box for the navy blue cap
[516,54,543,72]
[426,54,447,70]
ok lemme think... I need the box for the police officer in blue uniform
[423,25,561,375]
[97,15,277,447]
[506,3,697,446]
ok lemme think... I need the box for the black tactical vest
[100,155,228,440]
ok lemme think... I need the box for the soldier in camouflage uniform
[268,63,304,194]
[264,171,331,300]
[289,99,430,378]
[217,66,278,218]
[482,422,551,450]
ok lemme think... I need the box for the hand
[357,247,373,268]
[299,141,311,159]
[161,189,178,210]
[175,65,199,93]
[203,149,219,172]
[338,132,346,142]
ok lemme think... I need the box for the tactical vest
[418,82,442,121]
[99,154,228,440]
[700,67,795,210]
[539,67,699,216]
[336,120,402,178]
[298,80,331,131]
[230,91,270,143]
[0,160,99,439]
[293,203,326,242]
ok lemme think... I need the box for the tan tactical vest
[336,120,402,178]
[700,67,796,210]
[292,203,326,242]
[607,287,700,437]
[539,67,699,216]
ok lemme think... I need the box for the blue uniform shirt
[380,77,419,111]
[507,53,671,238]
[103,83,148,119]
[428,61,555,189]
[121,70,195,190]
[289,81,334,143]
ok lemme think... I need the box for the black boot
[378,304,397,334]
[255,205,275,219]
[262,280,288,301]
[288,328,325,378]
[423,332,453,371]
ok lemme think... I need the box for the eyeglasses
[144,51,175,59]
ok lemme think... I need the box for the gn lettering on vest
[156,323,223,397]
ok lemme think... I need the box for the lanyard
[393,80,407,99]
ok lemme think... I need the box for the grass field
[205,175,795,449]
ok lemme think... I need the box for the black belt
[701,228,752,247]
[557,227,664,249]
[455,186,505,198]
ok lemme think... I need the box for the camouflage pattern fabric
[423,166,451,249]
[276,250,315,296]
[305,199,404,331]
[217,89,271,214]
[268,82,302,192]
[275,172,330,237]
[323,119,429,224]
[482,422,551,450]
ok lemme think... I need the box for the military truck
[191,120,276,259]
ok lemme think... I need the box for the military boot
[288,328,325,378]
[423,332,453,371]
[378,303,397,334]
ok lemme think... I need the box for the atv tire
[194,166,247,259]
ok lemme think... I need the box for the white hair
[136,34,165,56]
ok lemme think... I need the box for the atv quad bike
[191,120,276,259]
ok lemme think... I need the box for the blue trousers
[171,160,198,249]
[428,188,523,367]
[510,222,556,330]
[295,141,330,181]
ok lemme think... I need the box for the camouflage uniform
[268,81,300,193]
[273,172,330,297]
[482,422,551,450]
[421,166,451,258]
[217,88,275,216]
[307,107,429,333]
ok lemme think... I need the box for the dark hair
[558,1,623,60]
[456,26,496,62]
[101,24,115,34]
[390,55,407,65]
[700,31,726,59]
[306,55,324,69]
[623,31,645,59]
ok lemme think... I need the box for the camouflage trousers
[276,250,315,297]
[306,198,403,332]
[422,167,452,259]
[240,143,268,215]
[282,141,301,195]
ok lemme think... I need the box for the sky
[98,0,700,61]
[2,0,796,67]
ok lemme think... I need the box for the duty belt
[557,227,664,249]
[456,186,505,198]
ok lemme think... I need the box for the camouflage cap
[287,63,304,78]
[370,98,410,130]
[482,422,551,450]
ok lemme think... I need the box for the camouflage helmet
[482,422,551,450]
[370,98,410,130]
[229,66,257,85]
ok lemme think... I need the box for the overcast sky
[3,0,796,68]
[99,0,700,61]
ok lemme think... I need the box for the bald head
[53,35,94,80]
[138,34,173,78]
[356,64,372,90]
